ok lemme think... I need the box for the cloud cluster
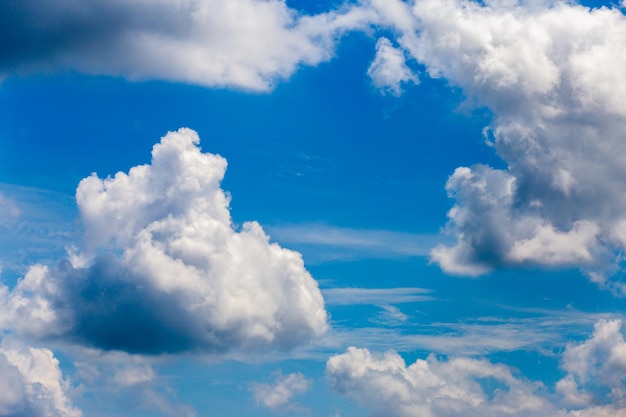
[327,346,554,417]
[362,0,626,284]
[0,0,373,90]
[0,128,328,355]
[0,338,80,417]
[328,319,626,417]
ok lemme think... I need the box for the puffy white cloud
[367,37,418,96]
[0,128,328,354]
[558,319,626,409]
[363,0,626,284]
[251,372,311,409]
[326,346,554,417]
[327,329,626,417]
[0,0,374,90]
[0,338,81,417]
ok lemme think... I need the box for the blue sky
[1,1,626,416]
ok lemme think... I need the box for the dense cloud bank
[0,129,328,354]
[327,320,626,416]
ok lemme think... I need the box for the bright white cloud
[0,128,328,355]
[0,338,81,417]
[558,319,626,409]
[0,0,374,90]
[251,372,311,409]
[327,346,554,417]
[362,0,626,284]
[328,320,626,416]
[367,37,418,96]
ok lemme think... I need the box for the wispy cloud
[322,287,434,305]
[267,223,444,263]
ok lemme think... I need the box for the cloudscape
[1,0,626,416]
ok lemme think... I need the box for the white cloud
[0,0,374,90]
[266,223,441,263]
[327,346,554,417]
[361,0,626,284]
[251,372,311,409]
[367,37,418,96]
[0,128,328,355]
[328,320,626,417]
[558,319,626,409]
[322,287,433,305]
[0,338,81,417]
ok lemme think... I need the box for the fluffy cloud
[367,37,418,96]
[326,346,554,417]
[0,0,373,90]
[0,128,328,355]
[0,338,80,417]
[364,0,626,284]
[251,372,311,409]
[558,319,626,409]
[328,320,626,417]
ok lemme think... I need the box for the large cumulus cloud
[0,128,328,354]
[0,0,373,90]
[363,0,626,286]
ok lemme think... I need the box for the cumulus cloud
[361,0,626,284]
[328,320,626,416]
[0,338,80,417]
[558,319,626,409]
[0,128,327,355]
[251,372,311,409]
[0,0,374,90]
[326,346,554,417]
[367,37,418,96]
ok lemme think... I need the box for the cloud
[326,346,554,417]
[72,348,196,417]
[251,372,311,409]
[266,223,441,263]
[0,128,328,355]
[322,287,434,305]
[0,0,374,90]
[367,37,418,96]
[558,319,626,409]
[328,320,626,416]
[361,0,626,284]
[0,337,81,417]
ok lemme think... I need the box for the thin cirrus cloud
[0,128,328,355]
[0,0,373,90]
[362,0,626,286]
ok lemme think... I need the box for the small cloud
[367,37,418,96]
[251,372,311,410]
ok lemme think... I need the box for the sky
[1,0,626,416]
